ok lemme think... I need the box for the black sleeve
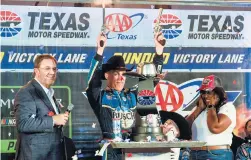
[86,54,103,113]
[153,54,164,74]
[231,132,245,157]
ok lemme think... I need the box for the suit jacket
[14,79,63,160]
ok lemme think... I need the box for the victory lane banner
[1,46,251,72]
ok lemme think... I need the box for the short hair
[33,54,57,77]
[34,54,57,68]
[245,119,251,129]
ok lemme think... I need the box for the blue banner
[1,46,251,71]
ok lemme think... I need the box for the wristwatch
[207,105,215,109]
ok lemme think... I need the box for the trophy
[100,0,106,47]
[124,62,160,116]
[154,8,166,46]
[124,63,164,142]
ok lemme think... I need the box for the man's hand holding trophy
[154,8,166,53]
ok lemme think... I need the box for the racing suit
[86,53,163,160]
[236,138,251,160]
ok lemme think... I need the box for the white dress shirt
[34,78,59,114]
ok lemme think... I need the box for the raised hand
[97,33,107,55]
[197,95,207,111]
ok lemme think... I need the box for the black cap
[102,55,132,73]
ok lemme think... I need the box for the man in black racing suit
[86,32,165,160]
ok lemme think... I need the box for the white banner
[1,5,101,47]
[1,5,251,47]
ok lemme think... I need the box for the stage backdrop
[1,5,251,159]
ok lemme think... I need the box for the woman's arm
[207,107,232,134]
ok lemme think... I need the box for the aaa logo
[155,81,183,111]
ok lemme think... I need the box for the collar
[105,87,126,94]
[34,78,54,96]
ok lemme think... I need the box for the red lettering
[155,82,183,111]
[106,13,132,32]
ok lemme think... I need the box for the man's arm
[86,33,107,112]
[15,89,54,133]
[153,32,165,74]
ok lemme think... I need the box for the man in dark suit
[14,54,69,160]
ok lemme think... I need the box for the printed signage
[1,46,251,72]
[2,5,251,47]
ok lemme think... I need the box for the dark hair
[32,54,57,77]
[245,119,251,129]
[212,86,227,113]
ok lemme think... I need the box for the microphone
[58,104,74,129]
[66,103,74,113]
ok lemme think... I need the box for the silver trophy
[124,62,164,142]
[124,62,160,116]
[137,62,157,78]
